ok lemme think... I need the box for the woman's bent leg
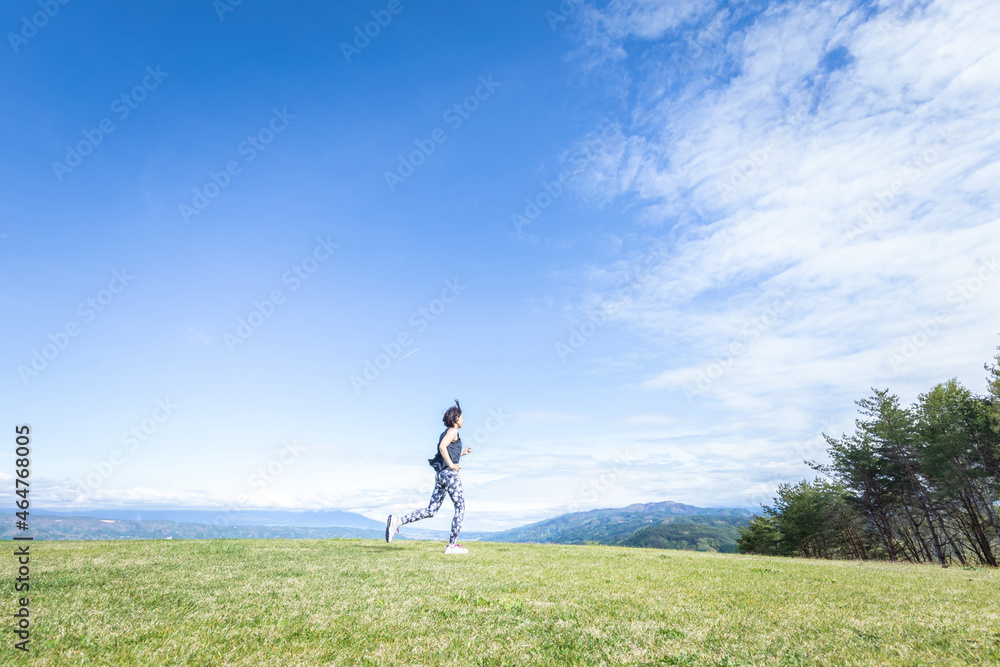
[400,473,446,525]
[442,471,465,545]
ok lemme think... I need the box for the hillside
[619,517,747,553]
[482,501,753,547]
[9,539,997,665]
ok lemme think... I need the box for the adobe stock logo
[545,0,585,30]
[887,255,999,372]
[74,398,178,498]
[213,0,245,21]
[682,291,793,402]
[212,440,306,528]
[51,66,169,182]
[511,123,618,234]
[555,244,669,362]
[17,269,134,386]
[384,75,501,192]
[340,0,409,62]
[845,126,960,242]
[223,236,337,352]
[350,278,467,394]
[179,107,295,223]
[7,0,71,54]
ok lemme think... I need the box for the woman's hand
[450,464,461,471]
[462,447,472,456]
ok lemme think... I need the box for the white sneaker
[444,543,468,555]
[385,515,402,543]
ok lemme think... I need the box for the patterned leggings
[401,469,465,545]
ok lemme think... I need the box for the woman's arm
[439,427,459,469]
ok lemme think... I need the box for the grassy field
[3,539,998,666]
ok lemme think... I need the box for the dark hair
[443,399,462,427]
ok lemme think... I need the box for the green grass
[4,539,999,666]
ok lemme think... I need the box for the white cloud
[565,0,721,80]
[598,0,714,40]
[515,410,591,423]
[619,413,676,425]
[26,1,1000,533]
[555,0,1000,495]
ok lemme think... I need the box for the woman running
[385,399,471,554]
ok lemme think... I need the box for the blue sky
[3,0,999,532]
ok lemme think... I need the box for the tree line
[737,343,1000,567]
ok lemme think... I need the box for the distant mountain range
[2,515,405,541]
[33,507,384,529]
[18,501,756,553]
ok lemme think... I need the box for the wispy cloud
[515,410,592,423]
[553,0,1000,496]
[18,1,1000,532]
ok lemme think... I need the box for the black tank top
[429,429,462,472]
